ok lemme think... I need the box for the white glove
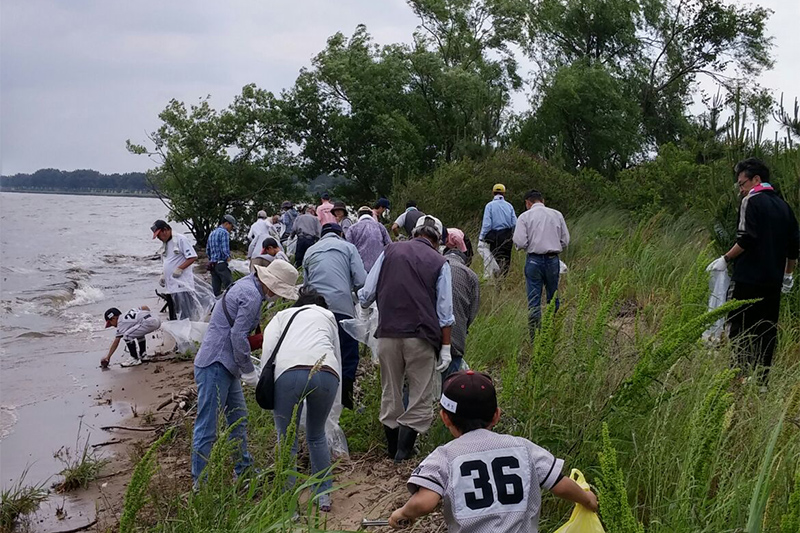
[360,305,374,319]
[172,267,184,278]
[783,274,795,294]
[436,345,452,373]
[705,256,728,272]
[159,275,166,288]
[241,370,259,387]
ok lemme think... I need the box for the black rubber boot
[384,425,399,458]
[394,425,418,463]
[342,377,355,410]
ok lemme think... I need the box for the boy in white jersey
[101,307,161,368]
[390,370,597,533]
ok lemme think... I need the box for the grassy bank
[111,209,799,532]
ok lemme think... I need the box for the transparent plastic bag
[286,236,298,257]
[169,277,216,322]
[702,269,730,342]
[160,319,208,355]
[340,304,380,363]
[560,260,569,274]
[229,259,252,276]
[553,469,605,533]
[477,240,500,279]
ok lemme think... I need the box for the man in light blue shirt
[479,183,517,277]
[303,222,367,409]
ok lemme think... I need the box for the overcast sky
[1,0,798,175]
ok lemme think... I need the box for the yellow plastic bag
[552,469,605,533]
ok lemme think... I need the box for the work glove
[436,345,452,373]
[783,274,795,294]
[172,267,184,278]
[159,275,166,288]
[241,370,260,387]
[360,305,374,319]
[705,256,728,272]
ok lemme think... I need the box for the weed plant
[0,468,48,531]
[53,426,110,493]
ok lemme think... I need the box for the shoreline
[0,189,156,198]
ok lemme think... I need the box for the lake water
[0,192,190,490]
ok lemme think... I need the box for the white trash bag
[702,269,730,342]
[168,277,216,322]
[559,260,569,274]
[286,236,298,258]
[161,319,209,355]
[340,304,380,363]
[477,240,500,280]
[229,259,251,276]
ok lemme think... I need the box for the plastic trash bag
[553,469,605,533]
[340,304,380,364]
[168,277,216,322]
[477,240,500,280]
[285,236,298,257]
[560,260,569,274]
[229,259,251,276]
[702,269,730,342]
[160,319,209,355]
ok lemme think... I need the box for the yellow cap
[492,183,506,193]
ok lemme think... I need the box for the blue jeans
[274,367,339,495]
[525,254,560,332]
[192,362,253,484]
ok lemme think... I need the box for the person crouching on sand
[101,306,161,368]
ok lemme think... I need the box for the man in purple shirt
[346,205,392,272]
[191,261,299,486]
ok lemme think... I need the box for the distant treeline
[0,169,152,195]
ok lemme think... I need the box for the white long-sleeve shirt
[512,203,570,254]
[262,304,342,381]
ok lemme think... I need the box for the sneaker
[317,494,332,513]
[120,357,143,367]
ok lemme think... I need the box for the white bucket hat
[253,261,299,300]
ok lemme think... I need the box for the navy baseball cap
[375,198,390,209]
[104,307,121,328]
[440,370,497,420]
[321,222,343,236]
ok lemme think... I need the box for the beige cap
[253,261,299,300]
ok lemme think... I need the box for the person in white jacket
[263,287,341,513]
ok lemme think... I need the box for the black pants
[211,262,233,296]
[728,281,781,382]
[126,338,147,359]
[485,228,514,277]
[295,235,317,268]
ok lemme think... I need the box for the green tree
[512,0,773,174]
[127,85,301,246]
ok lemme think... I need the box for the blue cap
[375,198,390,209]
[321,222,343,236]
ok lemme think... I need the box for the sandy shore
[14,357,195,532]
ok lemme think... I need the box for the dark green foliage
[0,169,150,194]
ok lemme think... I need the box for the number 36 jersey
[407,428,564,533]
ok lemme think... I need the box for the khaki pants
[378,337,436,433]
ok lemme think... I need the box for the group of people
[99,156,797,532]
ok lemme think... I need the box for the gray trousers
[378,337,436,433]
[122,315,161,342]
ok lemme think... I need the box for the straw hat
[253,261,299,300]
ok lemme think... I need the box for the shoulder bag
[255,307,309,410]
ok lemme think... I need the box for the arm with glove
[435,263,455,373]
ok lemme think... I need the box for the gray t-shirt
[407,429,563,533]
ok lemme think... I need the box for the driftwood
[50,519,98,533]
[100,425,159,432]
[91,438,130,448]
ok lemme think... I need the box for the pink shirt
[317,201,336,225]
